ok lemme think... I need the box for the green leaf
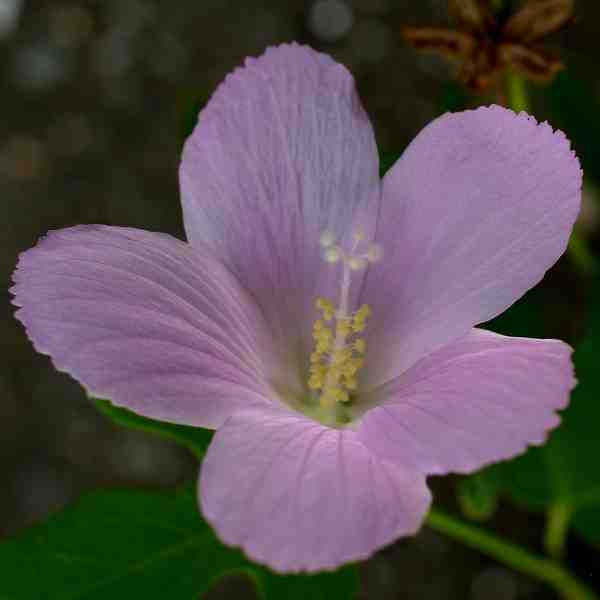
[94,399,213,459]
[0,486,358,600]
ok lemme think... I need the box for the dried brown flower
[403,0,574,91]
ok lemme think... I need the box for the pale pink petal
[199,405,431,573]
[180,43,380,352]
[357,328,575,475]
[364,106,581,384]
[12,225,277,428]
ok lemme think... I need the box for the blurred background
[2,1,600,598]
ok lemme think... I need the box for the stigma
[308,229,382,410]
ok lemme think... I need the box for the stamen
[334,317,350,335]
[320,230,336,248]
[353,339,366,354]
[323,247,342,263]
[308,228,383,413]
[348,256,367,271]
[315,298,335,321]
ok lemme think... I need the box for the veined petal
[12,225,277,428]
[364,106,581,384]
[180,44,380,352]
[357,328,575,475]
[199,405,431,573]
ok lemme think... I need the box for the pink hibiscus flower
[11,43,581,573]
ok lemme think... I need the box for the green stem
[426,508,598,600]
[545,502,574,560]
[505,71,529,113]
[504,72,595,275]
[568,229,597,275]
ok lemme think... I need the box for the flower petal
[12,225,277,428]
[180,44,380,350]
[199,405,431,573]
[357,328,575,475]
[364,106,581,383]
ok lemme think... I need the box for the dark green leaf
[94,398,213,459]
[0,486,358,600]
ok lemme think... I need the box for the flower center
[307,229,383,416]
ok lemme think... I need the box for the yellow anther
[320,390,337,408]
[316,298,334,313]
[336,319,352,337]
[353,339,366,354]
[316,340,330,354]
[344,376,358,391]
[356,304,371,320]
[313,325,332,342]
[310,352,322,363]
[313,319,325,331]
[308,375,324,390]
[352,320,366,333]
[342,365,356,378]
[328,365,342,380]
[343,358,364,377]
[333,389,350,403]
[333,347,352,364]
[309,363,326,375]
